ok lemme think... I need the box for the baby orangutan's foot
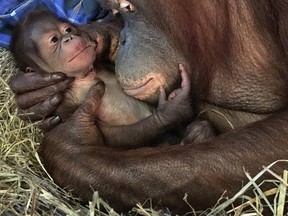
[181,120,216,145]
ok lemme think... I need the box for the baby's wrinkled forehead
[28,18,66,39]
[31,18,63,32]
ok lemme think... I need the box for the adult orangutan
[9,0,288,213]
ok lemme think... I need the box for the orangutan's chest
[195,101,269,133]
[198,59,288,133]
[210,70,287,114]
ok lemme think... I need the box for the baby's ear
[25,67,35,73]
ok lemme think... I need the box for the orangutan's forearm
[42,109,288,213]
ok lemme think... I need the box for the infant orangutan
[10,10,215,148]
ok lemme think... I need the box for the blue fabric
[0,0,107,48]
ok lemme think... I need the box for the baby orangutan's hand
[155,64,193,126]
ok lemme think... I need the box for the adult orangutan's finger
[18,92,64,121]
[10,70,68,94]
[35,116,62,131]
[15,78,73,110]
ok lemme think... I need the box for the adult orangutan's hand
[10,69,74,131]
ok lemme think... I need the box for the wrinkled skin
[11,0,288,213]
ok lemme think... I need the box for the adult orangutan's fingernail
[51,73,65,80]
[50,116,62,127]
[49,93,62,106]
[64,76,75,84]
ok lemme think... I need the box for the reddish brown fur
[135,1,232,94]
[134,1,288,95]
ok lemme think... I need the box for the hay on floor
[0,47,287,215]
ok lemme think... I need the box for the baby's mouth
[68,46,90,62]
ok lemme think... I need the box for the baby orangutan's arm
[100,64,193,148]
